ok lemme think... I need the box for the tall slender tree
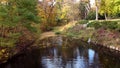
[95,0,100,20]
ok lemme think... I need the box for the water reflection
[40,47,101,68]
[0,37,120,68]
[89,49,95,64]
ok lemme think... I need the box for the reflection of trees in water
[0,49,42,68]
[40,36,87,47]
[40,46,100,68]
[1,37,120,68]
[98,53,120,68]
[40,37,104,68]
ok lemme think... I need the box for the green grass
[0,37,16,48]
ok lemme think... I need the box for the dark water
[0,37,120,68]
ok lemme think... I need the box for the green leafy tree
[99,0,120,19]
[0,0,39,47]
[0,0,39,31]
[112,0,120,17]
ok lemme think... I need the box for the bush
[78,20,89,24]
[87,21,102,29]
[101,21,117,29]
[55,31,61,35]
[86,11,105,20]
[87,21,119,30]
[86,11,96,20]
[116,23,120,32]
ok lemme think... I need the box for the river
[0,36,120,68]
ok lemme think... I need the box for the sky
[90,0,95,6]
[76,0,95,7]
[72,0,95,6]
[38,0,95,6]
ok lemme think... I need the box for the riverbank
[0,20,120,64]
[0,27,36,64]
[54,20,120,57]
[1,39,120,68]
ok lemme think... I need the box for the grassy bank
[54,20,120,49]
[0,23,41,64]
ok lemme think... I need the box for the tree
[99,0,120,20]
[95,0,100,20]
[0,0,39,47]
[79,0,91,19]
[0,0,39,31]
[38,0,59,31]
[112,0,120,17]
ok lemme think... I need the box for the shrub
[116,23,120,32]
[87,21,119,30]
[78,20,89,24]
[86,11,96,20]
[55,31,61,35]
[101,21,118,30]
[87,21,102,29]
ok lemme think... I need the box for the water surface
[0,37,120,68]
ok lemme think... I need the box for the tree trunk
[96,6,98,20]
[104,12,107,20]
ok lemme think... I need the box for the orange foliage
[37,1,57,31]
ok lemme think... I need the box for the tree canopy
[99,0,120,19]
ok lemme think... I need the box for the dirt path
[40,31,56,40]
[39,21,77,40]
[56,21,77,32]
